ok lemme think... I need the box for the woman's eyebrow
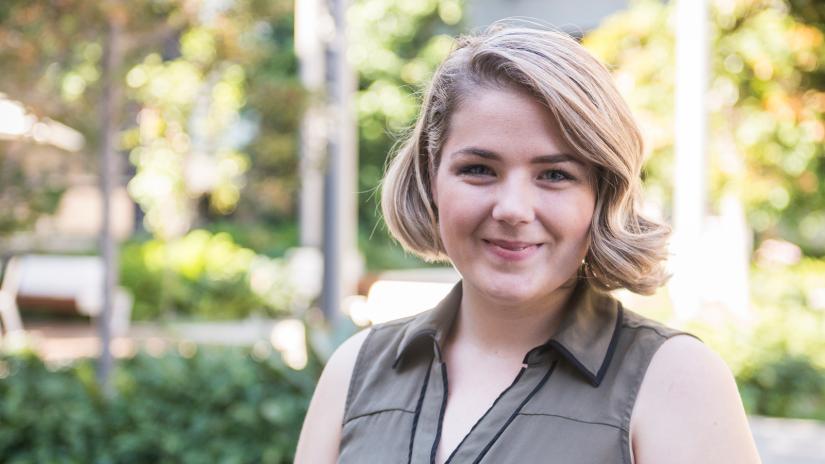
[450,147,583,164]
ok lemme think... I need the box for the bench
[0,254,132,338]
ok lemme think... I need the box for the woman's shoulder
[607,304,704,380]
[328,327,374,379]
[294,328,372,464]
[619,305,696,341]
[325,311,430,375]
[629,330,761,463]
[637,333,732,399]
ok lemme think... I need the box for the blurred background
[0,0,823,462]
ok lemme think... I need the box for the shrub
[734,258,825,419]
[680,258,825,419]
[120,230,316,321]
[738,355,825,420]
[0,347,318,463]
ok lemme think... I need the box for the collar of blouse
[392,279,624,388]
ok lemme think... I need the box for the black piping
[429,362,449,464]
[518,412,626,431]
[393,329,437,369]
[544,304,624,387]
[407,359,433,464]
[443,367,527,464]
[546,340,597,384]
[471,360,558,464]
[345,408,416,424]
[595,305,623,385]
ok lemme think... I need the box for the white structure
[670,0,710,320]
[466,0,631,33]
[0,255,133,339]
[0,95,85,152]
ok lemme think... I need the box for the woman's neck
[448,280,578,361]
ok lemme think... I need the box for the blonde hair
[380,23,670,295]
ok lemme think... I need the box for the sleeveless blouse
[338,281,697,463]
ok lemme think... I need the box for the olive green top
[338,281,697,464]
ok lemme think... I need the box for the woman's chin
[472,278,540,305]
[465,270,577,307]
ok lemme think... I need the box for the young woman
[295,24,761,464]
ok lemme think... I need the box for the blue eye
[458,165,494,176]
[539,170,573,182]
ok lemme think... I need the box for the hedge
[0,346,318,463]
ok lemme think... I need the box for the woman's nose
[491,179,535,225]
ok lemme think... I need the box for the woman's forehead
[444,88,579,157]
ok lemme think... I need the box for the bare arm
[294,328,371,464]
[630,335,761,464]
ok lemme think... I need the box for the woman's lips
[482,239,542,261]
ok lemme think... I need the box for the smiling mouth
[482,239,542,262]
[482,239,542,261]
[484,239,541,250]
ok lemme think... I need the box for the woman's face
[433,86,596,307]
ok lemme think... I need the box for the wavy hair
[380,22,670,295]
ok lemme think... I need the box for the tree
[584,0,825,255]
[349,0,464,269]
[0,0,303,247]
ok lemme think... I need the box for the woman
[296,24,761,464]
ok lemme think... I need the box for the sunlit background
[0,0,823,462]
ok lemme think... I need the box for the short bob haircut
[381,23,670,295]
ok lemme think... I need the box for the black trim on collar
[391,280,624,386]
[541,304,622,387]
[595,304,623,386]
[393,281,463,369]
[393,330,437,369]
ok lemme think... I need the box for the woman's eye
[458,165,494,176]
[539,169,573,182]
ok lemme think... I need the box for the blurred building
[0,95,134,254]
[467,0,631,34]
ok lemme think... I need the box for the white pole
[671,0,709,320]
[97,10,123,394]
[295,0,327,248]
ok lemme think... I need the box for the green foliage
[0,0,109,134]
[584,0,825,255]
[120,229,303,321]
[0,353,108,462]
[679,259,825,419]
[358,228,442,271]
[121,0,303,238]
[738,355,825,420]
[0,0,183,237]
[0,0,302,240]
[0,155,64,236]
[746,258,825,366]
[0,347,318,463]
[206,220,299,257]
[240,5,305,227]
[738,260,825,419]
[350,0,464,268]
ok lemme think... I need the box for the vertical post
[97,6,123,393]
[321,0,359,321]
[671,0,708,320]
[295,0,326,248]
